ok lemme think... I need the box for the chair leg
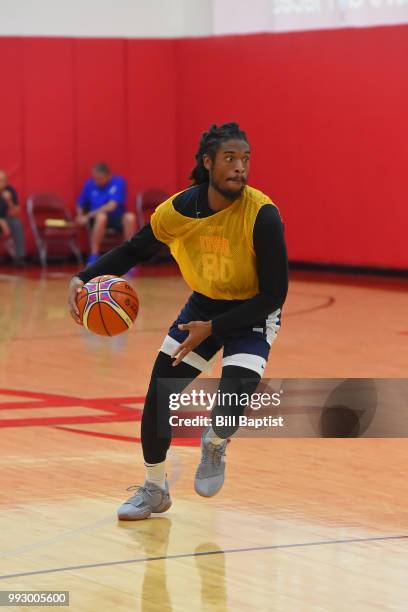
[69,241,83,267]
[39,241,47,267]
[5,238,16,260]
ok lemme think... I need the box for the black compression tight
[141,351,261,464]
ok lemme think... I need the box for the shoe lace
[125,484,152,498]
[202,443,226,467]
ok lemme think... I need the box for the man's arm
[77,223,163,283]
[86,199,118,218]
[211,204,289,336]
[86,176,125,218]
[76,182,91,224]
[68,223,163,322]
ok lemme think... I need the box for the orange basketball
[77,275,139,336]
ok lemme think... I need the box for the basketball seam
[97,300,111,336]
[100,301,132,328]
[108,291,139,314]
[109,289,138,298]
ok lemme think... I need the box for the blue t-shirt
[77,176,126,218]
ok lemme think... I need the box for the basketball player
[68,123,288,520]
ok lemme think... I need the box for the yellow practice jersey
[150,185,276,300]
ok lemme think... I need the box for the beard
[210,177,246,202]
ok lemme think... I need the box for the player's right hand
[68,276,84,324]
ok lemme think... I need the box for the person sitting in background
[76,162,136,265]
[0,169,26,267]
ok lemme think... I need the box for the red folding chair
[135,190,171,262]
[135,189,169,228]
[27,194,83,267]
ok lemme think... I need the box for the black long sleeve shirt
[76,185,289,336]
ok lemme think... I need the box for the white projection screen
[213,0,408,34]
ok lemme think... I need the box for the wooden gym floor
[0,264,407,611]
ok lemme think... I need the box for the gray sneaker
[194,429,228,497]
[117,480,172,521]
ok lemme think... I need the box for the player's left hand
[171,321,212,367]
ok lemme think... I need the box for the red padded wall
[19,39,76,253]
[0,38,24,203]
[1,27,407,267]
[23,38,76,206]
[0,37,178,254]
[74,39,128,195]
[176,26,408,268]
[127,40,177,205]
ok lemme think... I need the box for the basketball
[77,275,139,336]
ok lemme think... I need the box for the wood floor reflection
[0,265,407,611]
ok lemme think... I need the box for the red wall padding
[1,27,407,267]
[74,39,128,191]
[127,40,178,200]
[0,37,178,255]
[176,26,408,269]
[23,38,76,206]
[0,39,24,216]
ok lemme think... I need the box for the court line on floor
[1,534,406,581]
[0,516,114,561]
[284,295,335,317]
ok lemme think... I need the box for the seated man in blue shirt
[76,162,136,265]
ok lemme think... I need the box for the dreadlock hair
[189,122,249,185]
